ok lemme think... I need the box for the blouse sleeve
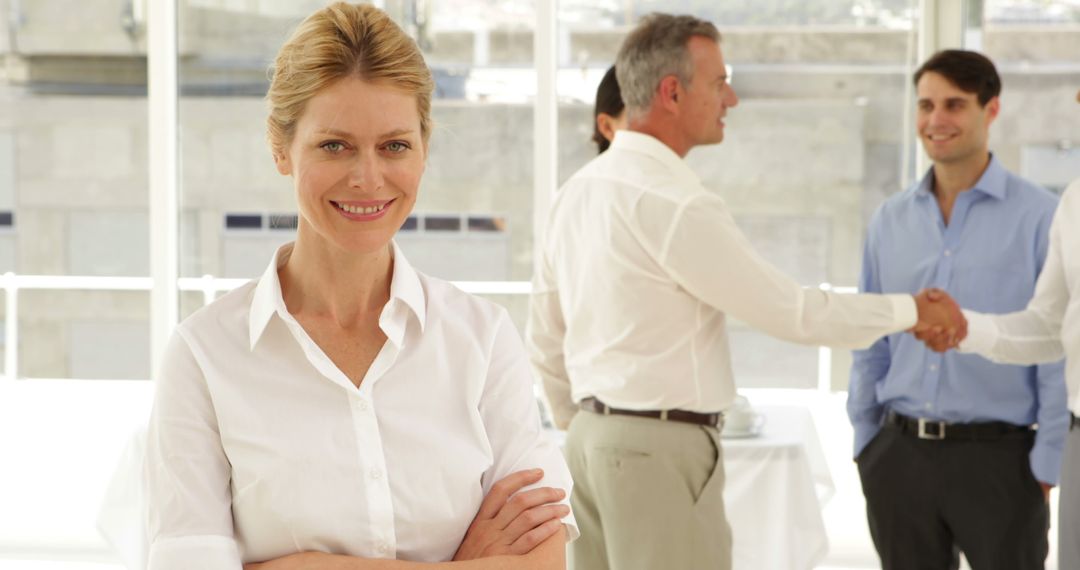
[144,329,243,569]
[478,309,579,541]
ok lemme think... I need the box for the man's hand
[911,288,967,352]
[453,469,569,561]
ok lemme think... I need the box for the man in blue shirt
[848,49,1069,569]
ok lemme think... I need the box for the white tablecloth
[723,404,833,570]
[98,404,832,570]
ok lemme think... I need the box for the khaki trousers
[564,410,732,570]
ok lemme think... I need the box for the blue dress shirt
[848,155,1069,485]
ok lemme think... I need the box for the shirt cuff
[852,421,883,460]
[148,535,242,570]
[560,504,580,543]
[957,310,999,356]
[1030,445,1063,487]
[887,294,918,331]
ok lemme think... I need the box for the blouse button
[370,468,383,480]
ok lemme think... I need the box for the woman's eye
[385,141,410,153]
[321,141,346,153]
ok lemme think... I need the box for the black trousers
[857,425,1049,570]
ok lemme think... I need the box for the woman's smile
[330,198,396,221]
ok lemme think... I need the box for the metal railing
[0,273,533,381]
[0,274,856,389]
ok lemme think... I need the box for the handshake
[910,288,967,352]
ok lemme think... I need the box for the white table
[722,404,833,570]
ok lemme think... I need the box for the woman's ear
[273,150,292,176]
[596,113,618,143]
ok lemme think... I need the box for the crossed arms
[244,469,570,570]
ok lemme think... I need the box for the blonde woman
[144,4,575,569]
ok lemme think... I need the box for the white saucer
[721,426,763,439]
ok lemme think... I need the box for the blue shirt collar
[915,153,1008,201]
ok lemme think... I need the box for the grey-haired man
[528,13,964,570]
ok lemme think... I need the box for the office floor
[0,384,1061,569]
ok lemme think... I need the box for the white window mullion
[915,0,965,175]
[148,0,179,380]
[532,0,557,263]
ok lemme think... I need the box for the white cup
[724,395,766,434]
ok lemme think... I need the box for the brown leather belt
[579,397,722,427]
[886,411,1033,441]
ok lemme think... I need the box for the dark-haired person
[591,65,625,154]
[848,49,1067,569]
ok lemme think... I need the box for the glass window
[467,215,506,232]
[0,3,152,557]
[225,213,264,230]
[424,214,463,232]
[985,0,1080,25]
[967,0,1080,196]
[69,212,149,277]
[0,0,150,380]
[268,213,299,230]
[0,132,15,211]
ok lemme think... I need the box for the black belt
[1072,413,1079,431]
[886,411,1033,441]
[579,397,722,427]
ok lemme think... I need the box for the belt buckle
[917,418,946,440]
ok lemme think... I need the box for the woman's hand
[453,469,569,561]
[242,470,569,569]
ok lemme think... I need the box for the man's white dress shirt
[963,179,1080,415]
[145,242,576,569]
[528,131,917,428]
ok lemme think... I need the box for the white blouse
[145,242,577,569]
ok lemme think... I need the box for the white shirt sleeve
[526,246,577,431]
[145,330,242,569]
[958,204,1068,364]
[642,192,916,349]
[482,310,579,541]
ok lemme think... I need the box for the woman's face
[275,76,426,254]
